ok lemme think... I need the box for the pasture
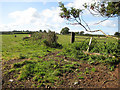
[2,34,119,88]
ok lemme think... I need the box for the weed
[13,63,23,68]
[110,65,115,71]
[13,74,19,78]
[17,64,35,80]
[78,76,84,79]
[9,68,15,73]
[85,67,89,74]
[91,67,96,72]
[76,69,80,72]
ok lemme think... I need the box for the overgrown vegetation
[58,38,119,68]
[9,58,80,87]
[31,32,62,48]
[2,34,119,88]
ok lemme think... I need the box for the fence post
[71,32,75,43]
[87,37,92,52]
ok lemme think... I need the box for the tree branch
[74,17,118,40]
[94,16,110,25]
[81,14,91,30]
[59,2,119,40]
[87,8,100,16]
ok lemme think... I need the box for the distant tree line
[60,27,119,37]
[1,29,119,37]
[1,30,34,34]
[0,29,55,35]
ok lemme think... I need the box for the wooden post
[87,37,92,52]
[71,32,75,43]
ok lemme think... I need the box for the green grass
[57,36,119,69]
[2,34,56,60]
[57,34,71,46]
[2,34,119,66]
[9,58,80,86]
[2,34,119,87]
[2,34,117,61]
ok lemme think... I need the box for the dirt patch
[55,62,118,88]
[2,58,31,65]
[2,50,119,88]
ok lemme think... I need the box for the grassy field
[2,34,58,61]
[58,34,117,44]
[2,34,119,88]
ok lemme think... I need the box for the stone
[9,79,13,82]
[74,81,79,85]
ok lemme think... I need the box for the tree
[39,30,42,32]
[80,31,84,35]
[59,1,120,39]
[26,30,29,32]
[44,30,47,33]
[114,32,120,36]
[60,27,70,35]
[83,1,120,24]
[48,29,52,33]
[75,32,79,35]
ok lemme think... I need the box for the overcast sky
[0,0,119,35]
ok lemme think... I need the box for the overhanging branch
[74,18,118,40]
[94,16,110,25]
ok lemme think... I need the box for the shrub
[31,32,62,48]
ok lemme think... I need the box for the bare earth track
[2,50,119,88]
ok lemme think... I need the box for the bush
[31,32,62,48]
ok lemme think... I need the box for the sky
[0,0,119,35]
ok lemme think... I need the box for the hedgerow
[31,32,62,48]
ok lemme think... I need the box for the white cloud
[100,20,117,28]
[1,1,117,35]
[0,0,74,2]
[86,19,117,28]
[40,7,64,23]
[1,7,65,33]
[9,8,41,24]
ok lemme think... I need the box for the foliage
[11,58,79,85]
[91,67,96,72]
[59,2,82,20]
[78,76,84,79]
[43,30,47,33]
[2,34,119,88]
[75,32,79,35]
[80,31,84,35]
[58,2,97,33]
[59,2,120,37]
[83,1,120,17]
[114,32,120,36]
[59,39,119,67]
[60,27,70,35]
[59,1,85,32]
[39,30,42,32]
[31,32,62,48]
